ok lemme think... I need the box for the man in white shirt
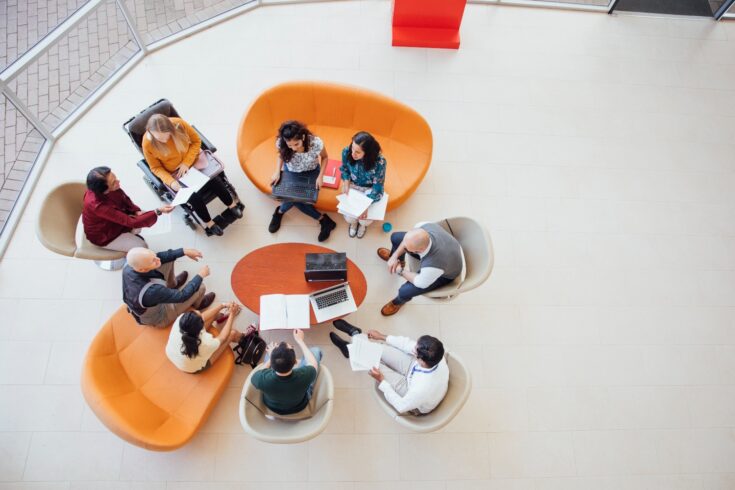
[329,319,449,415]
[377,221,463,316]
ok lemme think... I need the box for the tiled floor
[2,1,735,488]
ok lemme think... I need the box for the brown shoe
[381,300,403,316]
[174,271,188,289]
[377,248,391,261]
[197,292,216,310]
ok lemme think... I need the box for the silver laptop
[309,282,357,323]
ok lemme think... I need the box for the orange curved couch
[81,306,234,451]
[237,81,433,212]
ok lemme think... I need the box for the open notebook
[259,294,310,330]
[347,334,383,371]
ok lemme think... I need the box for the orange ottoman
[237,81,433,213]
[81,306,234,451]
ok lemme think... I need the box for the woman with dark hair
[143,114,243,237]
[82,166,174,251]
[268,120,336,242]
[339,131,387,238]
[165,301,244,373]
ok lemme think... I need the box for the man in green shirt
[251,329,322,415]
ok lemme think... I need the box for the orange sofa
[237,81,433,212]
[81,306,234,451]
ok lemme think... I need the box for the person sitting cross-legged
[329,319,449,415]
[123,247,215,328]
[251,329,323,415]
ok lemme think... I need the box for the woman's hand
[315,176,323,189]
[359,210,368,220]
[270,170,281,186]
[174,164,189,179]
[157,205,175,214]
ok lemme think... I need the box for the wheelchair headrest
[124,99,180,150]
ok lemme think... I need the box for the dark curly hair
[86,166,112,195]
[346,131,381,172]
[277,120,313,163]
[415,335,444,368]
[179,311,204,359]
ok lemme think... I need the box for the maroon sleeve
[95,203,157,229]
[120,189,142,214]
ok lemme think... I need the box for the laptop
[305,252,347,282]
[271,170,319,203]
[309,282,357,323]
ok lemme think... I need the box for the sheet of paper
[365,193,389,221]
[347,334,383,371]
[336,190,373,217]
[259,294,286,331]
[285,294,310,329]
[143,212,171,236]
[178,167,210,192]
[170,186,196,207]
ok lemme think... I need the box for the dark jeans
[278,167,321,220]
[389,231,455,305]
[187,176,233,223]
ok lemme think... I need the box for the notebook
[336,190,389,221]
[347,334,383,371]
[259,294,310,330]
[321,159,342,189]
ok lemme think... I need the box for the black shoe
[333,319,361,337]
[205,224,224,236]
[329,332,350,358]
[318,214,336,242]
[268,206,283,233]
[197,292,216,310]
[228,205,243,220]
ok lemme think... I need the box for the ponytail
[178,311,204,358]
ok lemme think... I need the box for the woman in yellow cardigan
[143,114,242,236]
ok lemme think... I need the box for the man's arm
[141,275,203,306]
[385,335,417,355]
[293,329,317,369]
[401,266,444,289]
[378,379,422,414]
[156,248,184,264]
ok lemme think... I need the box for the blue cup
[382,222,392,233]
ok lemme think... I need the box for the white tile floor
[1,0,735,487]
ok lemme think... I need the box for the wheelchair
[122,99,244,236]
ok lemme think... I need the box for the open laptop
[271,170,319,203]
[309,282,357,323]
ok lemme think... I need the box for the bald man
[122,247,215,328]
[377,221,463,316]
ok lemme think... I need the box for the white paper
[322,174,337,185]
[178,167,210,192]
[170,186,196,207]
[259,294,310,331]
[347,334,383,371]
[143,213,171,236]
[337,191,389,222]
[336,190,373,217]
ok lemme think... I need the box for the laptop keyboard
[315,288,349,309]
[274,182,317,200]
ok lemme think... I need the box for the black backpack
[234,332,266,368]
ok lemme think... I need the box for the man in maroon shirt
[82,166,173,251]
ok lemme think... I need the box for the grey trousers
[138,261,205,328]
[379,344,415,397]
[104,230,146,252]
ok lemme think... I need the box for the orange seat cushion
[237,82,433,212]
[81,306,234,451]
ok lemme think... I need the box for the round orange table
[231,243,368,325]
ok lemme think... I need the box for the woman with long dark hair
[339,131,387,238]
[268,120,336,242]
[165,301,243,373]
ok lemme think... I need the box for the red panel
[392,0,466,49]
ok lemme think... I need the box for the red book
[321,159,342,189]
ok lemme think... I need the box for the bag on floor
[234,325,266,368]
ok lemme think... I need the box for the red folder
[321,159,342,189]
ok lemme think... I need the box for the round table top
[231,242,368,325]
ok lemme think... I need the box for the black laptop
[271,170,319,203]
[305,252,347,282]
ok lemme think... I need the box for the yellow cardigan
[142,117,202,186]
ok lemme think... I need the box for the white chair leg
[94,258,126,271]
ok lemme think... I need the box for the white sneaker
[356,224,367,238]
[348,222,358,238]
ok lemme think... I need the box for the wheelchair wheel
[143,177,166,202]
[183,215,197,231]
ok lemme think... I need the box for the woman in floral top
[268,120,336,242]
[340,131,387,238]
